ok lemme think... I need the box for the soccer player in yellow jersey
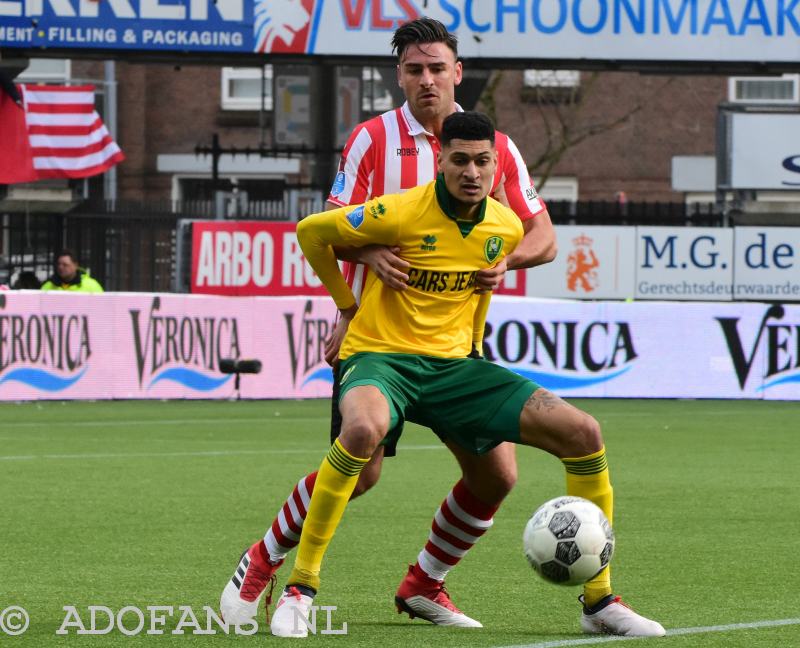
[269,112,665,638]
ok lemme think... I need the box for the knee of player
[576,413,603,454]
[340,417,387,452]
[492,465,517,495]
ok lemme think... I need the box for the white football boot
[580,595,666,637]
[270,585,315,638]
[395,565,482,628]
[219,542,282,626]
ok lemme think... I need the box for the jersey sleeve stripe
[380,110,402,195]
[398,119,418,190]
[347,128,375,205]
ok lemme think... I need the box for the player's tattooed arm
[525,388,565,412]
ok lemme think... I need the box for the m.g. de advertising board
[525,226,799,302]
[1,0,798,64]
[634,227,734,301]
[733,227,800,300]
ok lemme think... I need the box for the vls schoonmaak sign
[1,0,799,64]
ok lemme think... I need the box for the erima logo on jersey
[331,172,346,197]
[369,202,386,219]
[346,206,365,229]
[420,234,437,251]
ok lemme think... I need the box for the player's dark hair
[392,17,458,60]
[440,112,495,147]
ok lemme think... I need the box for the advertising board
[1,293,797,401]
[3,0,798,65]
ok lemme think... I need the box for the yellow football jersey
[296,178,524,359]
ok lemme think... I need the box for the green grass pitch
[2,398,799,647]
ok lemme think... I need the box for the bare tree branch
[489,71,676,191]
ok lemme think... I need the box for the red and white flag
[0,88,36,184]
[0,84,124,183]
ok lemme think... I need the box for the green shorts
[338,352,539,455]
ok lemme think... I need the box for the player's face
[397,42,463,122]
[56,256,78,282]
[438,139,497,208]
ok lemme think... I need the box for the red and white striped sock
[262,471,317,563]
[415,479,499,582]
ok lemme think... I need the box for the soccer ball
[523,496,614,586]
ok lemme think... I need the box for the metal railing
[2,198,721,292]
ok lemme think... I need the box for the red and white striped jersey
[328,102,546,296]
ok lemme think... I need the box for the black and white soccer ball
[523,496,615,586]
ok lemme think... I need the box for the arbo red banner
[191,220,524,297]
[191,221,328,296]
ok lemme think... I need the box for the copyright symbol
[0,606,29,635]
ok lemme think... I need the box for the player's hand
[324,317,350,369]
[467,346,484,359]
[361,245,410,291]
[476,258,508,293]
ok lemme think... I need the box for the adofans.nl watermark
[53,604,347,636]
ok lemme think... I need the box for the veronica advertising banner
[1,292,797,401]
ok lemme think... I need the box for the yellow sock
[562,446,614,608]
[288,439,369,591]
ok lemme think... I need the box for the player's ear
[396,64,402,87]
[436,151,443,171]
[453,60,463,86]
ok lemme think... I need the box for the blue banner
[0,0,255,52]
[1,1,798,61]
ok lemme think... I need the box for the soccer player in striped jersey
[221,17,550,628]
[220,19,660,638]
[266,112,664,638]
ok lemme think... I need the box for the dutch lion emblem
[254,0,311,53]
